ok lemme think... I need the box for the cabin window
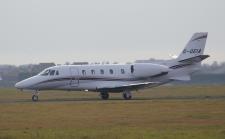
[56,70,59,75]
[100,69,104,74]
[50,70,55,76]
[41,70,50,76]
[91,70,95,75]
[121,69,125,74]
[131,65,134,73]
[82,70,86,75]
[109,69,113,74]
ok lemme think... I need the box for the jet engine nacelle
[133,63,169,78]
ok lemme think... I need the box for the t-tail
[169,32,210,81]
[177,32,209,62]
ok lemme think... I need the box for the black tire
[123,93,132,100]
[100,92,109,100]
[32,95,39,102]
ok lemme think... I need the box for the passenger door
[69,67,79,87]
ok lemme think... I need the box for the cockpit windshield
[40,70,50,76]
[50,70,55,76]
[40,69,59,76]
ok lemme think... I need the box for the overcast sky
[0,0,224,65]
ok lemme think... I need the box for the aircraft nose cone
[15,80,29,89]
[15,82,23,89]
[15,76,39,90]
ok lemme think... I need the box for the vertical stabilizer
[178,32,208,61]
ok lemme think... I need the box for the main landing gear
[32,91,39,102]
[100,91,132,100]
[123,90,132,100]
[100,92,109,100]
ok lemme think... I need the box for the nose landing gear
[32,95,39,102]
[32,91,39,102]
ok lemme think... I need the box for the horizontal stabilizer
[178,55,210,64]
[170,55,210,69]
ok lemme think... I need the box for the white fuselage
[15,63,171,92]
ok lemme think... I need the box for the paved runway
[0,95,225,104]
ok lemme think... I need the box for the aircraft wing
[97,82,160,92]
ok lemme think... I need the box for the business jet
[15,32,209,101]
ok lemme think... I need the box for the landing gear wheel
[123,91,132,100]
[32,95,39,102]
[100,92,109,100]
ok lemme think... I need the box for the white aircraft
[15,32,209,101]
